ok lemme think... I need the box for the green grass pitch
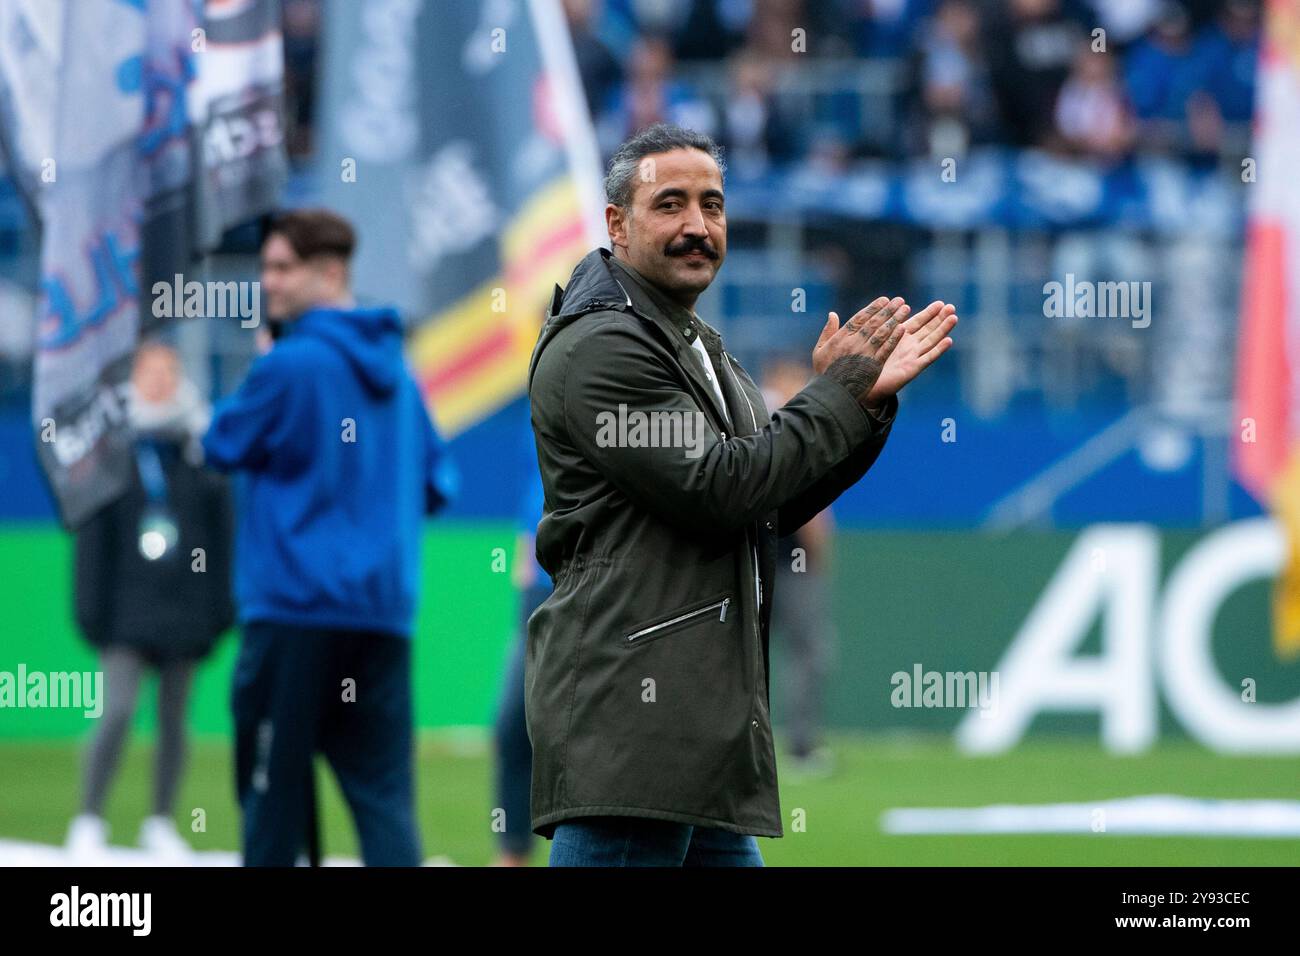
[2,732,1297,865]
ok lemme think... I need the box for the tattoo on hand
[824,355,882,409]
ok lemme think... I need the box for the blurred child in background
[67,340,234,861]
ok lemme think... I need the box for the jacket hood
[294,305,404,396]
[528,247,738,433]
[528,248,634,385]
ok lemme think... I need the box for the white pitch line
[881,795,1300,838]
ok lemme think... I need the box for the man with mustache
[527,124,957,866]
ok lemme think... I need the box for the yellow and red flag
[1234,0,1300,659]
[318,0,605,437]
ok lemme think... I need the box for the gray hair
[604,123,727,209]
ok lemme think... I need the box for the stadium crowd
[276,0,1261,171]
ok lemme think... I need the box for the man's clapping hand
[811,296,957,411]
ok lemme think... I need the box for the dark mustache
[666,238,718,259]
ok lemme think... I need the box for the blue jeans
[232,622,420,866]
[549,816,765,867]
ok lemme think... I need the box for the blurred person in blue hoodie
[203,209,458,867]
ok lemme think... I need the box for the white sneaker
[65,814,110,862]
[138,815,191,863]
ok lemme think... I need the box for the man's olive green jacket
[525,246,897,838]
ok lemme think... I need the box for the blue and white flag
[14,0,285,528]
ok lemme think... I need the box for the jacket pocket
[623,592,732,649]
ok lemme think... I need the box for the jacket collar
[601,250,733,431]
[606,252,725,346]
[541,247,734,431]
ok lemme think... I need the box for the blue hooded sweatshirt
[202,306,458,637]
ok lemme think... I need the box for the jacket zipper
[612,292,763,647]
[626,597,730,643]
[722,352,763,615]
